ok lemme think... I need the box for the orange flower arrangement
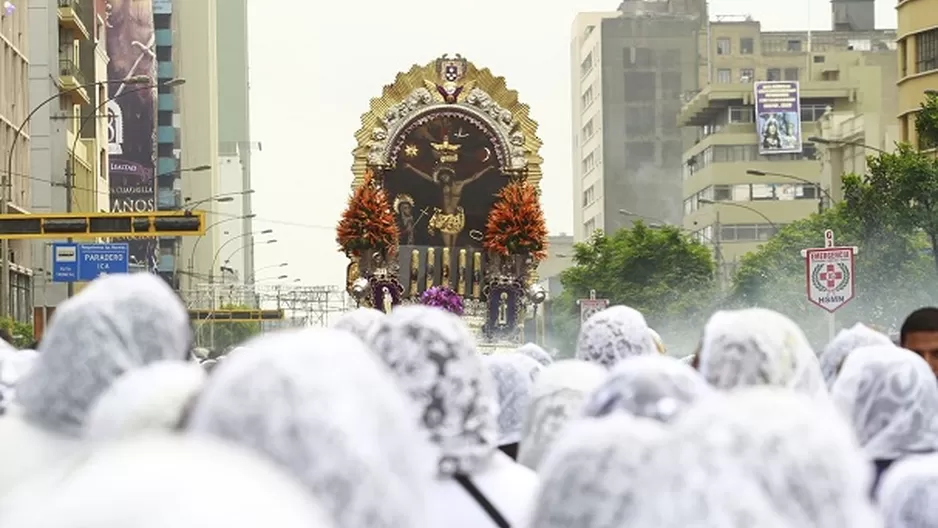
[483,181,548,261]
[336,170,399,256]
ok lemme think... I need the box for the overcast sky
[245,0,898,287]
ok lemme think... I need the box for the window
[731,184,750,201]
[580,53,593,77]
[582,185,595,206]
[581,86,594,109]
[739,68,754,82]
[813,55,825,63]
[582,118,594,140]
[899,40,907,77]
[713,185,732,201]
[584,218,596,237]
[728,106,754,123]
[582,151,596,173]
[783,68,799,81]
[717,38,731,55]
[767,68,781,81]
[787,40,802,52]
[750,184,775,200]
[716,68,732,84]
[822,70,840,81]
[740,38,754,55]
[916,28,938,74]
[801,104,829,122]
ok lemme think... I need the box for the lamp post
[187,211,257,292]
[183,188,253,211]
[618,208,671,226]
[745,169,835,214]
[698,198,778,230]
[208,234,275,350]
[1,76,152,318]
[806,136,889,155]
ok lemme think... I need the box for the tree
[0,317,34,348]
[730,204,933,344]
[336,170,399,256]
[195,304,262,356]
[548,223,716,355]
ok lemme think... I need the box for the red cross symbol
[819,264,842,289]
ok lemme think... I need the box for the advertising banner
[754,81,803,155]
[106,0,158,270]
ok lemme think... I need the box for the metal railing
[58,0,83,18]
[58,58,85,85]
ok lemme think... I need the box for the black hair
[900,307,938,345]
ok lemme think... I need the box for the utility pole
[714,210,725,289]
[64,160,74,298]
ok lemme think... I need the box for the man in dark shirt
[900,307,938,378]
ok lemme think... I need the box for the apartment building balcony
[678,82,854,128]
[57,0,89,40]
[59,57,90,105]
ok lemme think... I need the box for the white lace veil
[526,414,667,527]
[84,361,206,442]
[517,342,553,367]
[0,435,336,528]
[367,305,498,477]
[698,308,820,393]
[187,328,434,528]
[878,453,938,528]
[15,274,191,436]
[575,305,657,368]
[333,307,385,342]
[517,359,606,470]
[820,323,893,389]
[831,345,938,461]
[582,354,712,422]
[484,353,542,445]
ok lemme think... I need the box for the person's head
[435,166,454,185]
[899,306,938,374]
[901,307,938,376]
[399,202,412,216]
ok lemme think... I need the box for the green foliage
[915,93,938,149]
[0,316,34,348]
[196,304,262,355]
[548,223,717,355]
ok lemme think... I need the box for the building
[29,0,107,317]
[174,0,221,291]
[570,0,706,243]
[1,2,32,320]
[815,110,899,204]
[897,0,938,146]
[154,0,182,288]
[216,0,256,287]
[678,16,896,274]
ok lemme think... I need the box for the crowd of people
[0,272,936,527]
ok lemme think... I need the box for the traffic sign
[577,289,609,322]
[805,246,855,313]
[52,243,129,283]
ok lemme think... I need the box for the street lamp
[698,198,779,231]
[210,230,275,283]
[618,208,670,226]
[183,188,254,211]
[187,212,257,290]
[806,136,888,155]
[254,262,288,274]
[226,239,277,276]
[1,75,155,317]
[745,168,835,214]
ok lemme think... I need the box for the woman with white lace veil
[877,453,938,528]
[582,354,712,422]
[333,307,385,342]
[516,342,552,367]
[0,435,336,528]
[484,354,543,460]
[84,361,206,442]
[0,274,191,498]
[575,305,658,368]
[697,308,825,396]
[526,414,666,528]
[517,360,606,471]
[820,323,893,389]
[831,345,938,492]
[367,306,537,528]
[186,328,434,528]
[626,388,877,528]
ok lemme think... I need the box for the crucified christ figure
[403,162,496,249]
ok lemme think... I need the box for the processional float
[336,54,548,352]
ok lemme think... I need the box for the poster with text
[106,0,158,270]
[754,81,803,155]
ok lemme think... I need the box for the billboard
[106,0,158,270]
[754,81,802,155]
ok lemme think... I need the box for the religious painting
[384,109,509,250]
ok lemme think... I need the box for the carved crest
[436,54,467,84]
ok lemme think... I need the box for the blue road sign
[52,243,129,283]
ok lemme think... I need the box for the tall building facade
[897,0,938,146]
[1,3,32,320]
[678,17,896,274]
[216,0,255,286]
[174,0,220,291]
[570,0,706,243]
[29,0,108,317]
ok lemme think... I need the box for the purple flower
[419,286,464,316]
